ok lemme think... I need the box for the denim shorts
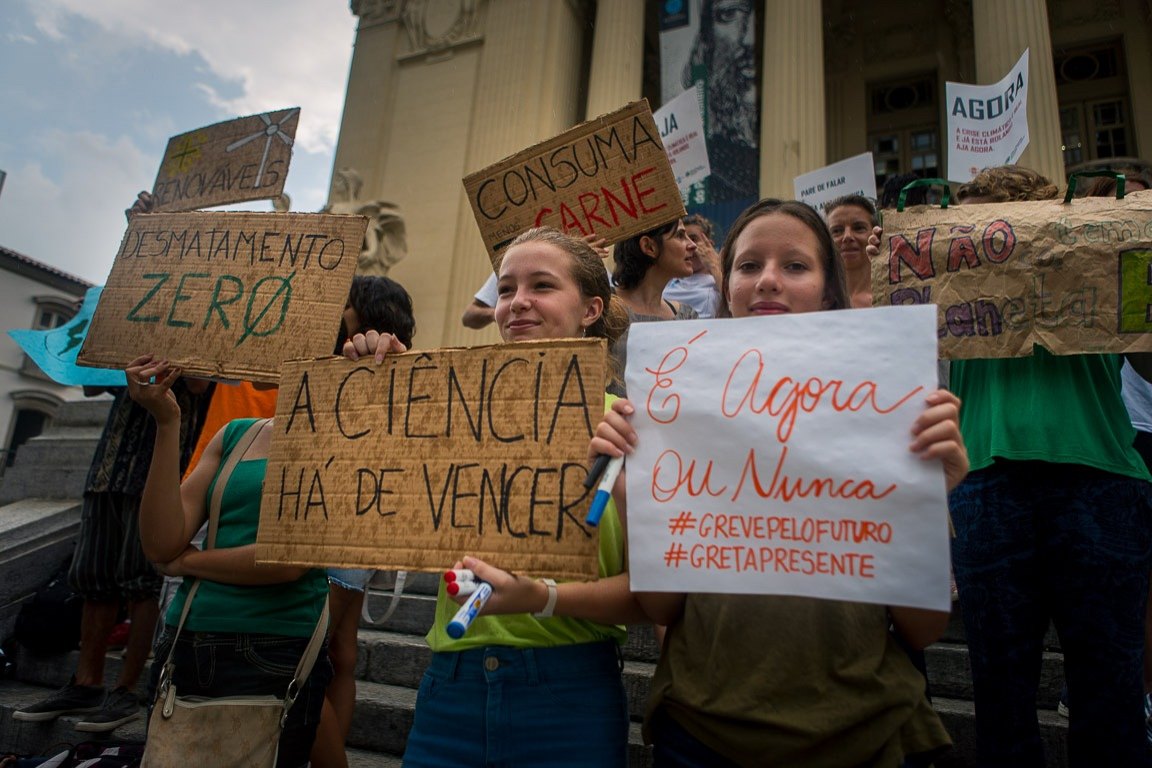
[327,567,374,592]
[149,627,332,768]
[402,640,629,767]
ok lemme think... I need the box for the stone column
[971,0,1065,185]
[759,0,825,198]
[584,0,645,119]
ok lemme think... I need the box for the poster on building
[255,340,607,579]
[946,49,1030,183]
[8,286,126,387]
[624,308,950,611]
[462,101,684,258]
[659,0,759,213]
[655,85,711,194]
[874,193,1152,358]
[793,153,877,215]
[151,108,300,212]
[77,211,366,382]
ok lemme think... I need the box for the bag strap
[361,570,408,626]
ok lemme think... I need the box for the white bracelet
[533,578,558,618]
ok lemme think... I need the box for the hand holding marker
[584,454,624,527]
[445,569,491,639]
[444,568,479,596]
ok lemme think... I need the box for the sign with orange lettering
[625,307,950,611]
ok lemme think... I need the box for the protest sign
[151,108,300,212]
[793,153,877,215]
[77,211,366,382]
[946,50,1030,183]
[874,192,1152,358]
[463,100,685,258]
[655,85,711,195]
[9,286,126,387]
[625,308,950,611]
[254,340,608,578]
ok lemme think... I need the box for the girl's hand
[865,225,883,260]
[342,330,407,364]
[448,556,552,616]
[581,233,611,260]
[590,398,637,459]
[155,546,196,577]
[910,389,968,492]
[125,354,182,426]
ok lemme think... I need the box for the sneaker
[12,678,105,721]
[1057,683,1070,718]
[1144,692,1152,745]
[74,687,142,732]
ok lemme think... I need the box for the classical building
[330,0,1152,347]
[0,245,91,473]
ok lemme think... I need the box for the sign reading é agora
[463,100,685,257]
[624,308,951,612]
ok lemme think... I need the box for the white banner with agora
[624,307,951,611]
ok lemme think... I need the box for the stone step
[10,647,151,700]
[926,642,1065,708]
[0,499,83,641]
[0,678,147,757]
[933,695,1068,768]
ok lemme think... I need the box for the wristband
[533,578,558,618]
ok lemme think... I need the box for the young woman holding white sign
[589,199,968,767]
[345,227,646,768]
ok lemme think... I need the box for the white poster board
[946,49,1031,183]
[793,152,877,215]
[624,306,950,611]
[655,85,711,194]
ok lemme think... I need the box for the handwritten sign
[874,193,1152,358]
[151,108,300,212]
[625,309,950,611]
[9,287,126,387]
[655,85,711,194]
[946,49,1030,183]
[255,340,608,578]
[463,100,685,258]
[793,152,877,215]
[77,211,366,382]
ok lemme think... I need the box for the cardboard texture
[873,192,1152,358]
[151,108,300,212]
[463,100,686,261]
[77,211,366,382]
[256,340,609,578]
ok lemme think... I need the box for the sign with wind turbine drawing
[151,108,300,212]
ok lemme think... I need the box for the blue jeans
[950,462,1152,768]
[149,627,332,768]
[402,641,629,768]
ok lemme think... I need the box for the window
[866,74,940,191]
[3,390,63,472]
[1055,40,1135,167]
[31,296,78,330]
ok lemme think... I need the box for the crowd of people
[10,163,1152,767]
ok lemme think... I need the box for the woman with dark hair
[824,194,880,309]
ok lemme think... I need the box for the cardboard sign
[794,153,878,216]
[624,309,950,611]
[874,193,1152,358]
[655,85,711,194]
[463,100,686,258]
[946,50,1030,183]
[255,340,608,578]
[77,211,366,382]
[9,286,127,387]
[151,108,300,212]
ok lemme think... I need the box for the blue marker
[585,455,623,527]
[446,580,493,639]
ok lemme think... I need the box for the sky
[0,0,358,285]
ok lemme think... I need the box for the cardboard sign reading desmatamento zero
[255,340,608,578]
[151,108,300,212]
[873,193,1152,358]
[77,212,366,382]
[463,100,686,257]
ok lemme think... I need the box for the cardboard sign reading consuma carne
[463,100,685,258]
[255,340,607,579]
[625,307,950,611]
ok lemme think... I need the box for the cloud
[28,0,356,155]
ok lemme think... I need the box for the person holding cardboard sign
[590,199,965,767]
[346,227,645,768]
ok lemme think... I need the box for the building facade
[330,0,1152,347]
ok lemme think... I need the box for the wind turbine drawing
[225,108,300,188]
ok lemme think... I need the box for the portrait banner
[77,211,366,382]
[463,101,684,259]
[255,340,608,579]
[946,50,1030,183]
[655,85,711,194]
[624,309,950,611]
[874,192,1152,358]
[151,108,300,212]
[794,153,877,216]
